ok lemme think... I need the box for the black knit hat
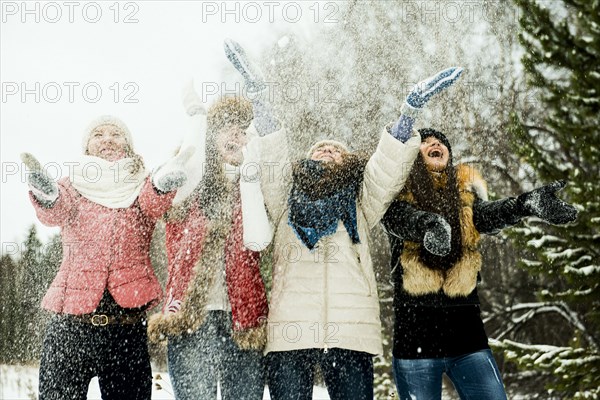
[418,128,452,156]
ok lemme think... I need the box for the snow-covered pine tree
[0,254,19,363]
[498,0,600,397]
[15,225,44,361]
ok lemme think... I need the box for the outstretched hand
[517,180,578,225]
[152,147,196,193]
[224,38,265,93]
[406,67,464,109]
[421,213,452,256]
[21,152,59,204]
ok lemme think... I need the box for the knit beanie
[306,139,350,159]
[82,115,134,153]
[207,97,253,136]
[418,128,452,157]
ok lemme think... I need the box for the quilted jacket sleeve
[253,123,292,225]
[360,129,421,229]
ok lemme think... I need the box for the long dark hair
[404,142,463,270]
[197,131,234,221]
[198,96,252,221]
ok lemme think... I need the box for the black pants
[267,348,373,400]
[38,316,151,400]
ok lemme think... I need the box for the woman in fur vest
[224,39,464,400]
[23,115,190,399]
[382,128,578,399]
[147,93,270,400]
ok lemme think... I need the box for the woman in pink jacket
[23,115,192,400]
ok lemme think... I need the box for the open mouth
[226,143,239,153]
[428,149,443,158]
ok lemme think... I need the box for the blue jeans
[392,349,507,400]
[167,311,265,400]
[267,348,373,400]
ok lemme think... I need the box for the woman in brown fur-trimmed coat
[148,96,269,400]
[382,128,578,400]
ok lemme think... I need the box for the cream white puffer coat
[255,126,421,356]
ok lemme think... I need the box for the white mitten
[170,81,208,203]
[182,80,207,117]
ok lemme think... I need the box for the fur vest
[399,164,488,297]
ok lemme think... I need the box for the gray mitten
[401,67,464,118]
[152,147,195,193]
[516,181,578,225]
[21,152,58,205]
[421,213,452,256]
[391,67,463,143]
[224,38,280,136]
[224,38,266,93]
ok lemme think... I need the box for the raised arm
[390,66,464,143]
[361,67,464,228]
[225,38,290,221]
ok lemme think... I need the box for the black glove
[420,213,451,256]
[517,180,578,225]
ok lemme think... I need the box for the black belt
[67,312,146,326]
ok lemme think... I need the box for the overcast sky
[1,1,327,247]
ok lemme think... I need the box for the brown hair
[403,152,463,270]
[201,96,253,220]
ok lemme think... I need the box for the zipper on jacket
[109,209,119,272]
[322,238,329,354]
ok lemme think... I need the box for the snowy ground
[0,364,332,400]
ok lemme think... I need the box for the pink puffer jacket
[30,177,175,315]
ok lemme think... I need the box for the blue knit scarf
[288,158,365,250]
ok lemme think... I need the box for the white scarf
[70,155,147,208]
[239,139,273,251]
